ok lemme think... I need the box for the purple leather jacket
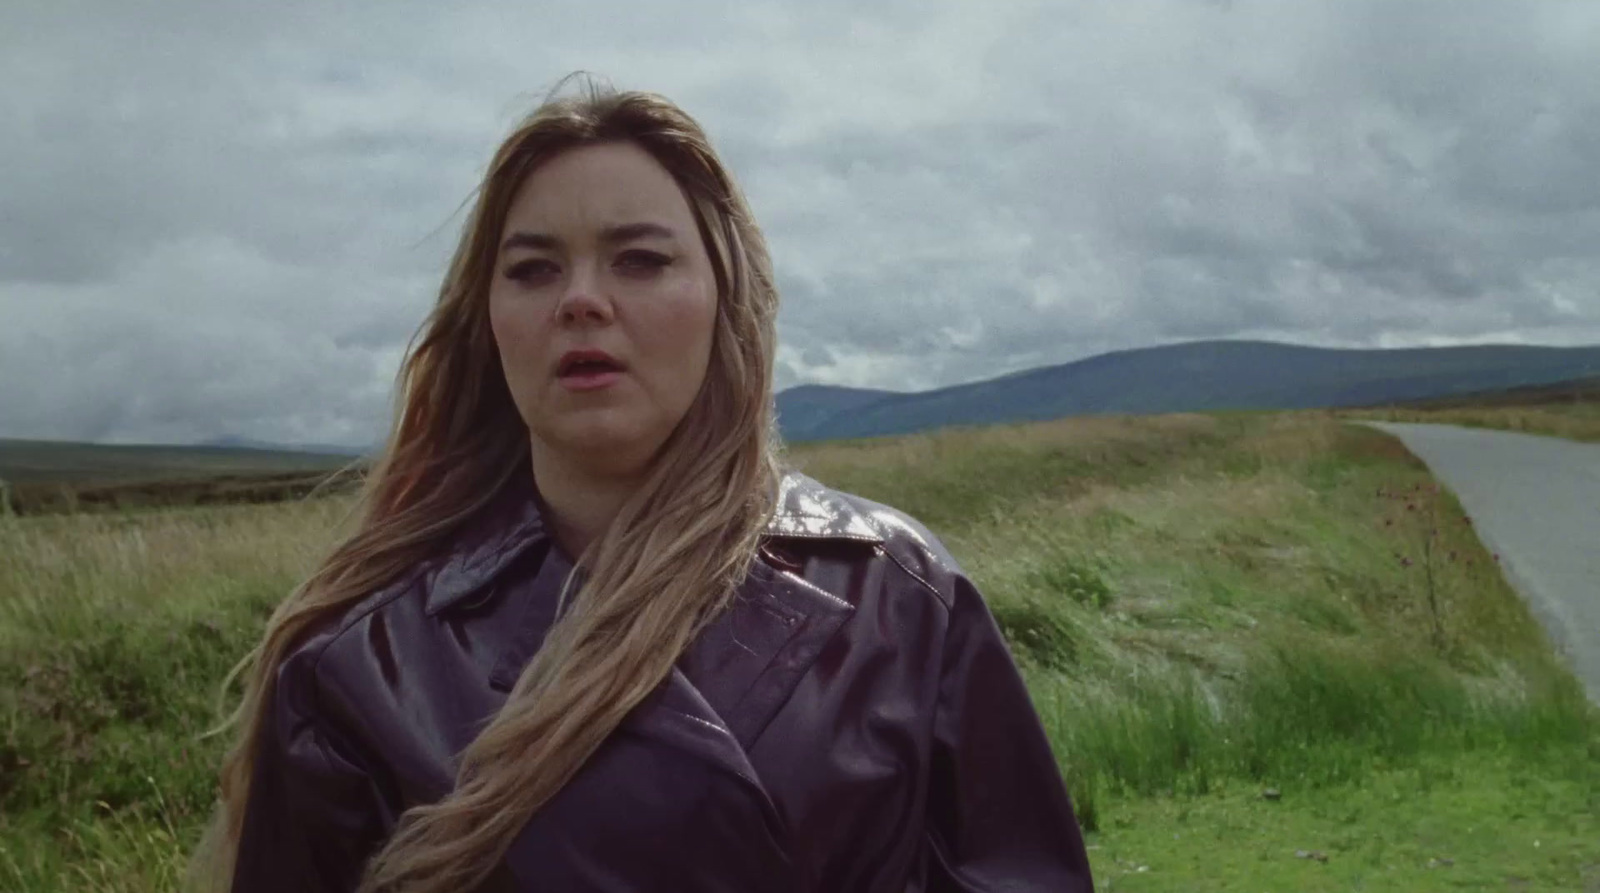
[232,467,1094,891]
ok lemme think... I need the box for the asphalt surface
[1363,422,1600,704]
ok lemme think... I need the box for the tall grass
[1341,402,1600,443]
[793,411,1599,829]
[1,411,1596,888]
[0,499,354,889]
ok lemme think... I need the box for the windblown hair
[188,73,784,892]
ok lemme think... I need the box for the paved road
[1363,422,1600,703]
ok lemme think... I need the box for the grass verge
[2,411,1596,889]
[1339,403,1600,443]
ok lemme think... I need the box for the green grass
[794,411,1600,885]
[1342,402,1600,444]
[1090,747,1600,891]
[0,499,348,890]
[2,411,1597,889]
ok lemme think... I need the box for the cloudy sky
[4,0,1598,447]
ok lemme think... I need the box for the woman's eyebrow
[500,222,678,253]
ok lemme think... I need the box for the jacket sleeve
[922,572,1095,892]
[231,656,398,893]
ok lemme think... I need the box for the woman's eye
[616,251,671,273]
[504,259,557,282]
[503,253,668,283]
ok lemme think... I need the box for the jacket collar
[765,470,886,544]
[423,468,884,616]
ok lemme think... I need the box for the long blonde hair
[188,73,784,892]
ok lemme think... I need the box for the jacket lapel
[432,470,881,784]
[675,556,855,747]
[610,552,857,825]
[423,468,549,617]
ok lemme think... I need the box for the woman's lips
[559,368,623,391]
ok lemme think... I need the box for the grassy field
[2,411,1597,890]
[0,438,358,485]
[1342,403,1600,444]
[0,438,361,516]
[1338,376,1600,444]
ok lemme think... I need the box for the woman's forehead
[504,143,693,236]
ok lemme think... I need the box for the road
[1362,422,1600,704]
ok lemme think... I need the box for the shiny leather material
[232,467,1095,891]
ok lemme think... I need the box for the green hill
[777,339,1600,441]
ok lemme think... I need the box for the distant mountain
[203,435,368,457]
[775,340,1600,442]
[0,437,360,486]
[772,384,901,440]
[1394,374,1600,409]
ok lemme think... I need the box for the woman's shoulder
[278,491,544,683]
[271,560,433,700]
[770,470,968,610]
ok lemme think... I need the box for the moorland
[2,395,1597,890]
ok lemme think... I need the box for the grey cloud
[3,0,1599,444]
[769,0,1600,388]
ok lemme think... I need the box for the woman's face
[488,141,719,478]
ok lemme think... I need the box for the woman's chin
[541,417,664,475]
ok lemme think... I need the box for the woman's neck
[528,448,645,560]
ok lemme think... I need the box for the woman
[189,74,1094,893]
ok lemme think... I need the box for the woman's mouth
[557,352,626,391]
[560,367,622,390]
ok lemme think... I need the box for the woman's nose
[555,267,614,325]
